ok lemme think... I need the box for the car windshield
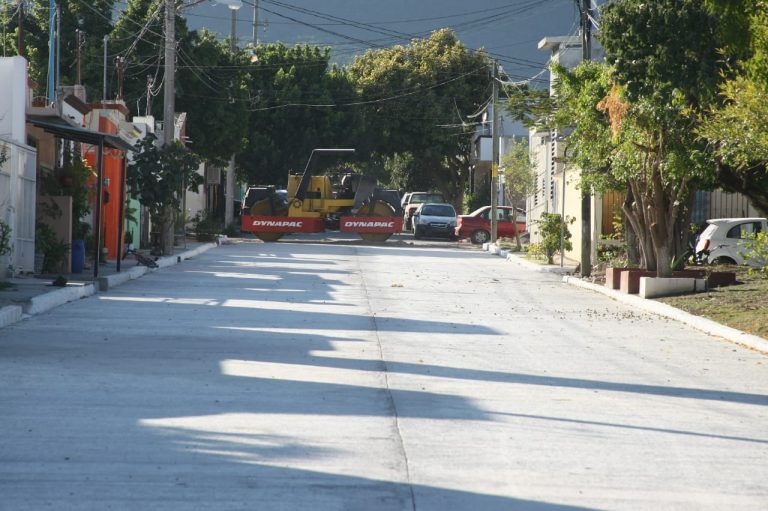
[411,193,443,204]
[421,205,455,217]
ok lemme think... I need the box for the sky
[182,0,589,88]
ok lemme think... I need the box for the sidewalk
[481,242,768,354]
[0,240,218,329]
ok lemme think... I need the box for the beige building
[526,36,605,265]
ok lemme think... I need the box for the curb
[483,243,578,274]
[24,283,96,315]
[562,275,768,354]
[0,305,22,329]
[1,242,218,329]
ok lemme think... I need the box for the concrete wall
[0,57,28,143]
[0,57,37,275]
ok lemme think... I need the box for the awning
[28,114,137,279]
[28,116,136,152]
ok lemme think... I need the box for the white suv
[412,203,457,240]
[695,217,767,266]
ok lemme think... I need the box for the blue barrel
[71,239,85,273]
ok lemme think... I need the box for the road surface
[1,239,766,510]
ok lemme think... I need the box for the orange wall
[84,115,126,260]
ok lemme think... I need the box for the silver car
[412,203,457,240]
[695,217,767,266]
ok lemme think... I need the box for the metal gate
[0,138,37,274]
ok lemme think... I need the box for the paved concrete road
[1,240,766,510]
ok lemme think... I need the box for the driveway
[1,240,766,510]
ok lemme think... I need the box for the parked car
[400,192,412,209]
[412,203,457,240]
[455,205,526,244]
[695,217,767,267]
[403,192,446,230]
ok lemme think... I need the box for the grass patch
[657,266,768,339]
[0,281,15,291]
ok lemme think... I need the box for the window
[727,222,761,239]
[422,205,455,217]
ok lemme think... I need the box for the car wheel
[471,230,490,244]
[712,256,737,265]
[413,226,422,239]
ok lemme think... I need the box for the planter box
[620,269,656,294]
[612,267,737,294]
[605,267,640,289]
[639,277,707,299]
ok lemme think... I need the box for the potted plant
[0,219,12,277]
[35,223,70,274]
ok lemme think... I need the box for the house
[0,57,38,275]
[470,102,527,211]
[527,35,607,265]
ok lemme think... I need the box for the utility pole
[252,0,259,45]
[490,59,499,244]
[115,56,126,100]
[46,0,55,103]
[75,29,84,85]
[163,0,175,146]
[17,0,24,57]
[224,1,242,228]
[102,35,108,105]
[579,0,593,277]
[146,75,154,116]
[55,1,60,96]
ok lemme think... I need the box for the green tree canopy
[238,43,363,187]
[127,136,202,254]
[699,1,768,215]
[348,29,490,206]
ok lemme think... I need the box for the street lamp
[216,0,242,229]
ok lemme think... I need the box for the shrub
[527,242,546,260]
[532,213,574,264]
[191,211,223,241]
[35,223,70,273]
[0,219,11,257]
[742,231,768,277]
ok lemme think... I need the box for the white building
[0,57,38,275]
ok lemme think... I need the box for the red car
[455,206,526,244]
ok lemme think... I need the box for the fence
[0,137,37,274]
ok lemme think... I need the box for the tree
[127,136,202,255]
[12,1,117,100]
[348,29,490,206]
[238,43,362,187]
[560,0,726,277]
[501,139,536,250]
[698,1,768,216]
[175,29,249,166]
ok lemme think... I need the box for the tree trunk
[160,205,175,256]
[623,189,641,265]
[624,216,641,266]
[623,180,656,270]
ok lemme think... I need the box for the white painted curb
[0,305,23,329]
[98,265,148,291]
[24,283,96,315]
[563,275,768,354]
